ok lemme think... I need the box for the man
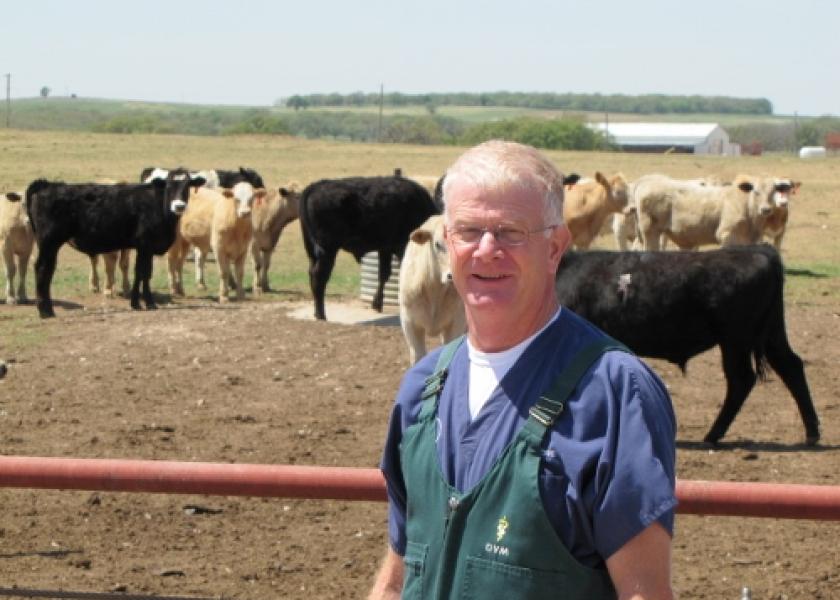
[369,140,676,600]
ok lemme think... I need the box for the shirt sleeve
[592,353,678,560]
[379,352,440,556]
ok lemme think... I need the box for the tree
[40,86,50,98]
[286,95,309,110]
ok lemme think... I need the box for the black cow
[216,167,264,189]
[26,169,205,318]
[139,166,264,189]
[300,175,439,320]
[555,245,820,446]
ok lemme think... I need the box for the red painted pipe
[674,479,840,520]
[0,456,386,502]
[2,456,840,520]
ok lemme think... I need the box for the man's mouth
[473,273,508,281]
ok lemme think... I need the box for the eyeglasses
[447,224,558,247]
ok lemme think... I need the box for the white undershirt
[467,308,562,420]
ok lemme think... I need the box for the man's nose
[474,230,501,256]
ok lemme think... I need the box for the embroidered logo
[496,516,509,542]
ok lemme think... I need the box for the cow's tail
[298,186,324,260]
[752,246,786,382]
[24,178,51,235]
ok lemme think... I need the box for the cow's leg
[102,251,118,298]
[17,248,31,303]
[613,214,630,251]
[401,318,426,365]
[637,213,662,251]
[373,251,394,313]
[118,249,131,297]
[131,251,155,310]
[34,243,59,318]
[234,253,246,301]
[765,335,821,445]
[167,242,186,296]
[139,251,156,310]
[261,248,273,292]
[254,245,272,294]
[215,245,230,303]
[308,249,337,320]
[195,246,208,291]
[704,344,756,445]
[251,242,264,295]
[88,255,100,293]
[3,244,16,305]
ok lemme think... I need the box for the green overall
[400,337,624,600]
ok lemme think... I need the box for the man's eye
[459,227,483,239]
[499,228,527,243]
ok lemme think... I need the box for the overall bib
[400,337,624,600]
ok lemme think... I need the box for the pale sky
[2,0,837,117]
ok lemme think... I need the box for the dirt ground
[1,289,839,600]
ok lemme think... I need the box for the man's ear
[548,225,572,272]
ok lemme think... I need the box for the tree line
[283,91,773,115]
[10,97,839,153]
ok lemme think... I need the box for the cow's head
[771,178,801,209]
[161,168,205,215]
[595,171,630,210]
[411,215,451,285]
[226,181,264,218]
[278,183,303,218]
[608,173,629,209]
[734,176,777,216]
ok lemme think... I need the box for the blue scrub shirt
[381,308,677,568]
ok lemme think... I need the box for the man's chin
[464,291,515,311]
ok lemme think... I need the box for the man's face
[444,180,569,330]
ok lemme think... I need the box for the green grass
[784,262,840,305]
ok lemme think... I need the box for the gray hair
[441,140,564,227]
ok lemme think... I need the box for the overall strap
[527,338,630,433]
[418,335,465,421]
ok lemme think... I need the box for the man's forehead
[447,179,541,205]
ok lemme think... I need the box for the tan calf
[0,192,35,304]
[212,182,264,303]
[563,172,629,249]
[167,187,218,296]
[251,184,301,295]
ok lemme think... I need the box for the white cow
[634,174,782,250]
[398,215,465,365]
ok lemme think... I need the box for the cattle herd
[0,163,819,445]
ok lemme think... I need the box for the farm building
[590,122,741,155]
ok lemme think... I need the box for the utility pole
[378,83,384,142]
[5,73,10,128]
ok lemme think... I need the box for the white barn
[591,122,741,155]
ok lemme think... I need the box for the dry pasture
[0,130,839,599]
